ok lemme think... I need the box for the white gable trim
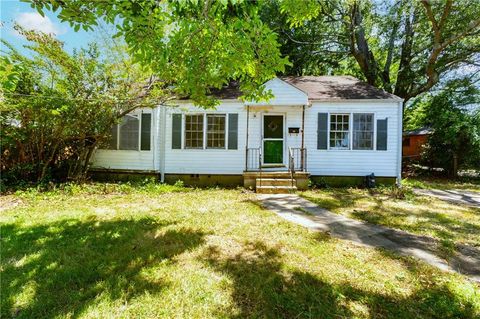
[245,77,309,106]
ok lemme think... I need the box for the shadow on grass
[301,189,369,212]
[304,189,480,250]
[202,241,478,318]
[351,201,480,248]
[1,218,205,318]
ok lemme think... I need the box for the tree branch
[440,17,480,50]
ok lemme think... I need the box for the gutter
[160,105,167,182]
[397,100,404,186]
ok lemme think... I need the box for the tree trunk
[452,153,458,178]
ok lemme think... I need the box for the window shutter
[109,124,118,149]
[228,113,238,150]
[376,118,388,150]
[140,113,151,151]
[172,114,182,149]
[317,113,328,149]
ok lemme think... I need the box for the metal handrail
[289,147,307,172]
[246,147,261,171]
[246,147,263,188]
[288,147,295,187]
[259,148,262,188]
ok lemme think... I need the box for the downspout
[301,105,305,149]
[245,105,250,171]
[301,105,305,171]
[396,101,403,186]
[160,105,167,183]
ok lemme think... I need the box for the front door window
[263,115,284,164]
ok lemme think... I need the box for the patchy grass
[1,183,479,318]
[300,186,480,255]
[403,177,480,192]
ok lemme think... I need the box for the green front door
[263,115,284,164]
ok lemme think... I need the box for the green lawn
[402,177,480,192]
[1,183,479,318]
[300,186,480,256]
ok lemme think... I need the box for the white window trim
[105,110,152,152]
[182,113,229,151]
[352,113,375,151]
[326,112,377,151]
[206,113,227,149]
[328,113,351,150]
[183,113,205,149]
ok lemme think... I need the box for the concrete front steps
[255,178,297,194]
[244,171,309,193]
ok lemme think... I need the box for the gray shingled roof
[403,127,433,136]
[282,76,402,101]
[207,76,402,101]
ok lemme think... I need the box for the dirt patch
[0,196,23,212]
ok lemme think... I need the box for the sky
[1,0,102,55]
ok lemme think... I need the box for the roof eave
[309,98,404,103]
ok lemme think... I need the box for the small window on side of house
[119,114,140,150]
[353,113,374,150]
[329,114,350,149]
[104,112,151,151]
[207,114,226,149]
[185,114,204,149]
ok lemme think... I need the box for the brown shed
[402,127,432,160]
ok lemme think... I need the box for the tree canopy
[24,0,480,104]
[267,0,480,102]
[22,0,289,107]
[0,28,156,184]
[405,78,480,175]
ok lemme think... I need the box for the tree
[405,78,480,176]
[0,28,159,184]
[265,0,480,102]
[24,0,289,108]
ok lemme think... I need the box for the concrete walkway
[414,188,480,208]
[258,194,480,282]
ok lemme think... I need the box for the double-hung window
[106,112,151,151]
[329,114,350,149]
[185,114,204,149]
[119,114,140,150]
[353,113,374,150]
[184,114,226,149]
[207,114,226,148]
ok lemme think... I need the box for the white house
[91,76,403,192]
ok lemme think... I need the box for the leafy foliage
[23,0,480,103]
[23,0,289,107]
[263,0,480,101]
[0,28,158,186]
[405,78,480,175]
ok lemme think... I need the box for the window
[119,114,139,150]
[329,114,350,149]
[185,114,204,149]
[353,113,374,150]
[106,112,151,151]
[207,114,226,148]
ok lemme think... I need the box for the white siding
[305,101,401,177]
[247,105,304,161]
[246,78,308,106]
[91,97,402,178]
[164,102,246,174]
[163,103,307,174]
[91,108,156,171]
